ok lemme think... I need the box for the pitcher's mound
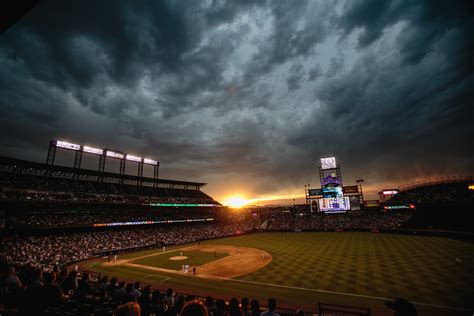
[169,256,188,261]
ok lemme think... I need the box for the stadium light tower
[356,179,364,209]
[304,184,310,206]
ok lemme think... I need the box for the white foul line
[228,278,470,312]
[143,274,172,284]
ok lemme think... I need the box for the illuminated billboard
[83,146,103,155]
[308,189,323,196]
[383,204,415,210]
[126,154,142,162]
[56,141,80,151]
[319,197,350,213]
[321,175,342,186]
[343,185,359,195]
[381,190,399,195]
[321,157,336,170]
[92,217,214,227]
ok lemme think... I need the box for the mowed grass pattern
[203,232,474,307]
[86,232,474,311]
[133,251,228,270]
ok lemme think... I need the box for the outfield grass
[83,232,474,315]
[133,250,228,270]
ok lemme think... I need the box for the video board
[319,197,350,213]
[322,186,343,198]
[320,157,336,170]
[348,195,361,210]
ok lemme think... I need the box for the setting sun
[222,196,249,208]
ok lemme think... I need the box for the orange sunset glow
[222,193,306,208]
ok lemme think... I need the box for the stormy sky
[0,0,473,203]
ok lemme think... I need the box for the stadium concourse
[0,156,473,315]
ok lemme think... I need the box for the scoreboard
[319,197,351,213]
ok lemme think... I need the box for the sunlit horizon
[222,193,307,208]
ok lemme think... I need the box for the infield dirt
[103,244,272,279]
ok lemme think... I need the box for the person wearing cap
[386,298,417,316]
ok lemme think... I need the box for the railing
[319,303,371,316]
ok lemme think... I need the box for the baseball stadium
[0,143,473,316]
[2,1,474,316]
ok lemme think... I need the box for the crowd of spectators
[0,260,285,316]
[7,210,222,228]
[1,210,413,272]
[0,220,255,271]
[262,211,412,230]
[387,182,474,206]
[1,190,215,205]
[0,171,217,205]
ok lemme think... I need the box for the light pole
[356,179,364,210]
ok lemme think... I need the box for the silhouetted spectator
[181,300,209,316]
[215,299,228,316]
[40,272,68,306]
[386,298,417,316]
[115,281,127,300]
[261,298,279,316]
[173,294,185,316]
[116,301,141,316]
[241,297,251,316]
[229,297,242,316]
[107,277,118,297]
[250,299,260,316]
[61,271,78,294]
[149,289,163,315]
[139,285,151,314]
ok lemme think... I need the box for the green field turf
[83,232,474,315]
[133,251,228,270]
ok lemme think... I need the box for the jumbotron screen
[319,197,350,213]
[320,157,336,170]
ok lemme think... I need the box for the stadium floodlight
[83,146,103,155]
[106,150,124,159]
[320,157,336,170]
[126,154,142,162]
[144,158,158,165]
[56,140,80,151]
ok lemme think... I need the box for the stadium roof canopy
[0,156,206,188]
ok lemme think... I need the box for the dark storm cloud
[0,0,473,200]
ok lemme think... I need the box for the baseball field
[79,232,474,315]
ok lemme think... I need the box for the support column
[153,163,160,187]
[46,140,57,165]
[74,149,83,169]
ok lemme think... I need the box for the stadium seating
[0,219,254,270]
[385,181,474,231]
[0,259,308,316]
[387,181,473,206]
[0,171,216,205]
[261,211,411,230]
